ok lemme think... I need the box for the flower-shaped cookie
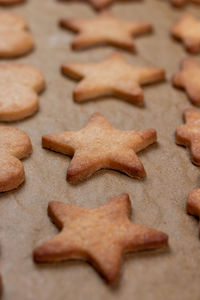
[0,11,34,58]
[0,126,32,192]
[0,64,45,121]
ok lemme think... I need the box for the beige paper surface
[0,0,200,299]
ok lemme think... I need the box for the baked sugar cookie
[58,0,140,11]
[0,64,45,121]
[42,112,157,183]
[176,108,200,165]
[60,12,152,52]
[0,11,34,57]
[0,126,32,192]
[172,14,200,54]
[187,189,200,236]
[0,0,25,5]
[169,0,200,7]
[62,52,165,105]
[33,194,168,284]
[173,58,200,106]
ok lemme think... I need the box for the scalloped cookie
[0,64,45,121]
[0,126,32,192]
[0,11,34,57]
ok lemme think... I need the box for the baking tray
[0,0,200,299]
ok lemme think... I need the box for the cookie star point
[62,52,165,105]
[42,113,157,183]
[33,194,168,284]
[176,108,200,166]
[187,189,200,236]
[173,58,200,106]
[60,12,153,52]
[172,13,200,53]
[58,0,140,11]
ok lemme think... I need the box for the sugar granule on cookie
[60,11,153,52]
[0,11,34,57]
[169,0,200,7]
[58,0,140,11]
[173,58,200,106]
[0,64,45,121]
[33,193,168,284]
[187,189,200,236]
[176,108,200,166]
[42,112,157,184]
[171,14,200,54]
[0,126,32,192]
[0,0,25,5]
[62,52,165,105]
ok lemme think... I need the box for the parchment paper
[0,0,200,299]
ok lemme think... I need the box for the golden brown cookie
[171,14,200,54]
[58,0,139,11]
[176,108,200,166]
[0,274,2,294]
[0,0,25,5]
[187,189,200,236]
[173,58,200,106]
[60,11,152,52]
[0,11,34,58]
[169,0,187,6]
[62,52,165,105]
[0,64,45,121]
[0,126,32,192]
[42,112,157,184]
[33,193,168,284]
[169,0,200,7]
[170,0,200,6]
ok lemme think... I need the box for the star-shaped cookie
[0,11,34,58]
[60,12,153,52]
[176,108,200,166]
[169,0,200,7]
[0,64,45,121]
[42,112,157,183]
[171,14,200,54]
[187,189,200,236]
[172,58,200,106]
[33,193,168,284]
[58,0,139,11]
[0,126,32,192]
[62,52,165,105]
